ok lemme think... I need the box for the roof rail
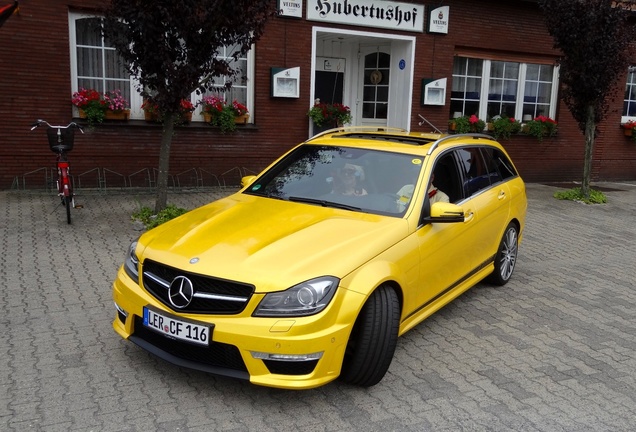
[307,125,407,141]
[426,133,496,155]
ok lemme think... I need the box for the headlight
[123,241,139,282]
[253,276,339,317]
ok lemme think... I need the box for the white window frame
[622,66,636,124]
[68,12,254,123]
[451,56,559,122]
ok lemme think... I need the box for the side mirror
[241,175,257,188]
[423,202,465,223]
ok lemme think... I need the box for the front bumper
[112,266,364,389]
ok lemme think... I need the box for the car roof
[304,126,501,156]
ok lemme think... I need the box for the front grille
[142,259,254,314]
[132,316,248,373]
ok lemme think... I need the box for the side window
[488,147,518,181]
[456,147,490,196]
[431,152,463,204]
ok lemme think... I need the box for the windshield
[244,145,424,216]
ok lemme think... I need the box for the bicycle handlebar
[30,119,84,133]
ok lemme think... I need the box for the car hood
[139,193,409,292]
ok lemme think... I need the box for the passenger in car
[396,173,449,211]
[331,163,368,196]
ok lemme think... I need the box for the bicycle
[30,119,83,224]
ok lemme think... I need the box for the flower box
[235,114,249,124]
[144,111,159,122]
[104,109,130,121]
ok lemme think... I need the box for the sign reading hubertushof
[306,0,425,33]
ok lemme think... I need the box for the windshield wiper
[288,196,361,212]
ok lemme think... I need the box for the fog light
[250,351,323,362]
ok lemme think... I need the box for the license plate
[143,307,210,346]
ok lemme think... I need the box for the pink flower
[469,115,480,124]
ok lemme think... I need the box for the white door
[357,46,391,127]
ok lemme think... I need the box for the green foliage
[553,187,607,204]
[132,204,189,229]
[449,115,485,133]
[491,116,522,140]
[539,0,635,131]
[524,116,558,142]
[307,102,352,127]
[210,105,238,133]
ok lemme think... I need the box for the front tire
[487,222,518,285]
[340,284,400,387]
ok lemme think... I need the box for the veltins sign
[428,6,449,34]
[306,0,425,33]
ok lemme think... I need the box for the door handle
[498,190,506,200]
[464,211,474,222]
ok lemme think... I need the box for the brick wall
[0,0,634,190]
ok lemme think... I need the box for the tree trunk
[581,105,595,198]
[154,113,176,213]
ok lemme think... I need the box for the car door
[455,146,512,271]
[405,150,477,316]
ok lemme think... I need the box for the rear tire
[64,196,72,224]
[340,284,400,387]
[487,222,518,285]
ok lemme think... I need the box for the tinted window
[456,147,491,196]
[432,152,463,203]
[457,146,518,197]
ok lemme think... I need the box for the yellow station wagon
[112,128,527,389]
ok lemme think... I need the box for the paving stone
[1,182,635,431]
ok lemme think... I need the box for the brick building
[1,0,635,190]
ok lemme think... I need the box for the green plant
[491,116,522,140]
[200,96,249,133]
[307,101,352,127]
[449,115,485,133]
[72,88,107,126]
[524,115,558,142]
[553,187,607,204]
[132,204,189,229]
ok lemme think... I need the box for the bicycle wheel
[64,195,72,224]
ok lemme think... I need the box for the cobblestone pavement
[1,182,635,432]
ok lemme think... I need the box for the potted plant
[232,100,250,124]
[621,120,636,141]
[72,88,107,126]
[141,98,161,122]
[200,96,249,132]
[103,89,130,120]
[524,115,558,141]
[449,115,485,133]
[307,101,352,127]
[491,116,522,140]
[177,99,195,125]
